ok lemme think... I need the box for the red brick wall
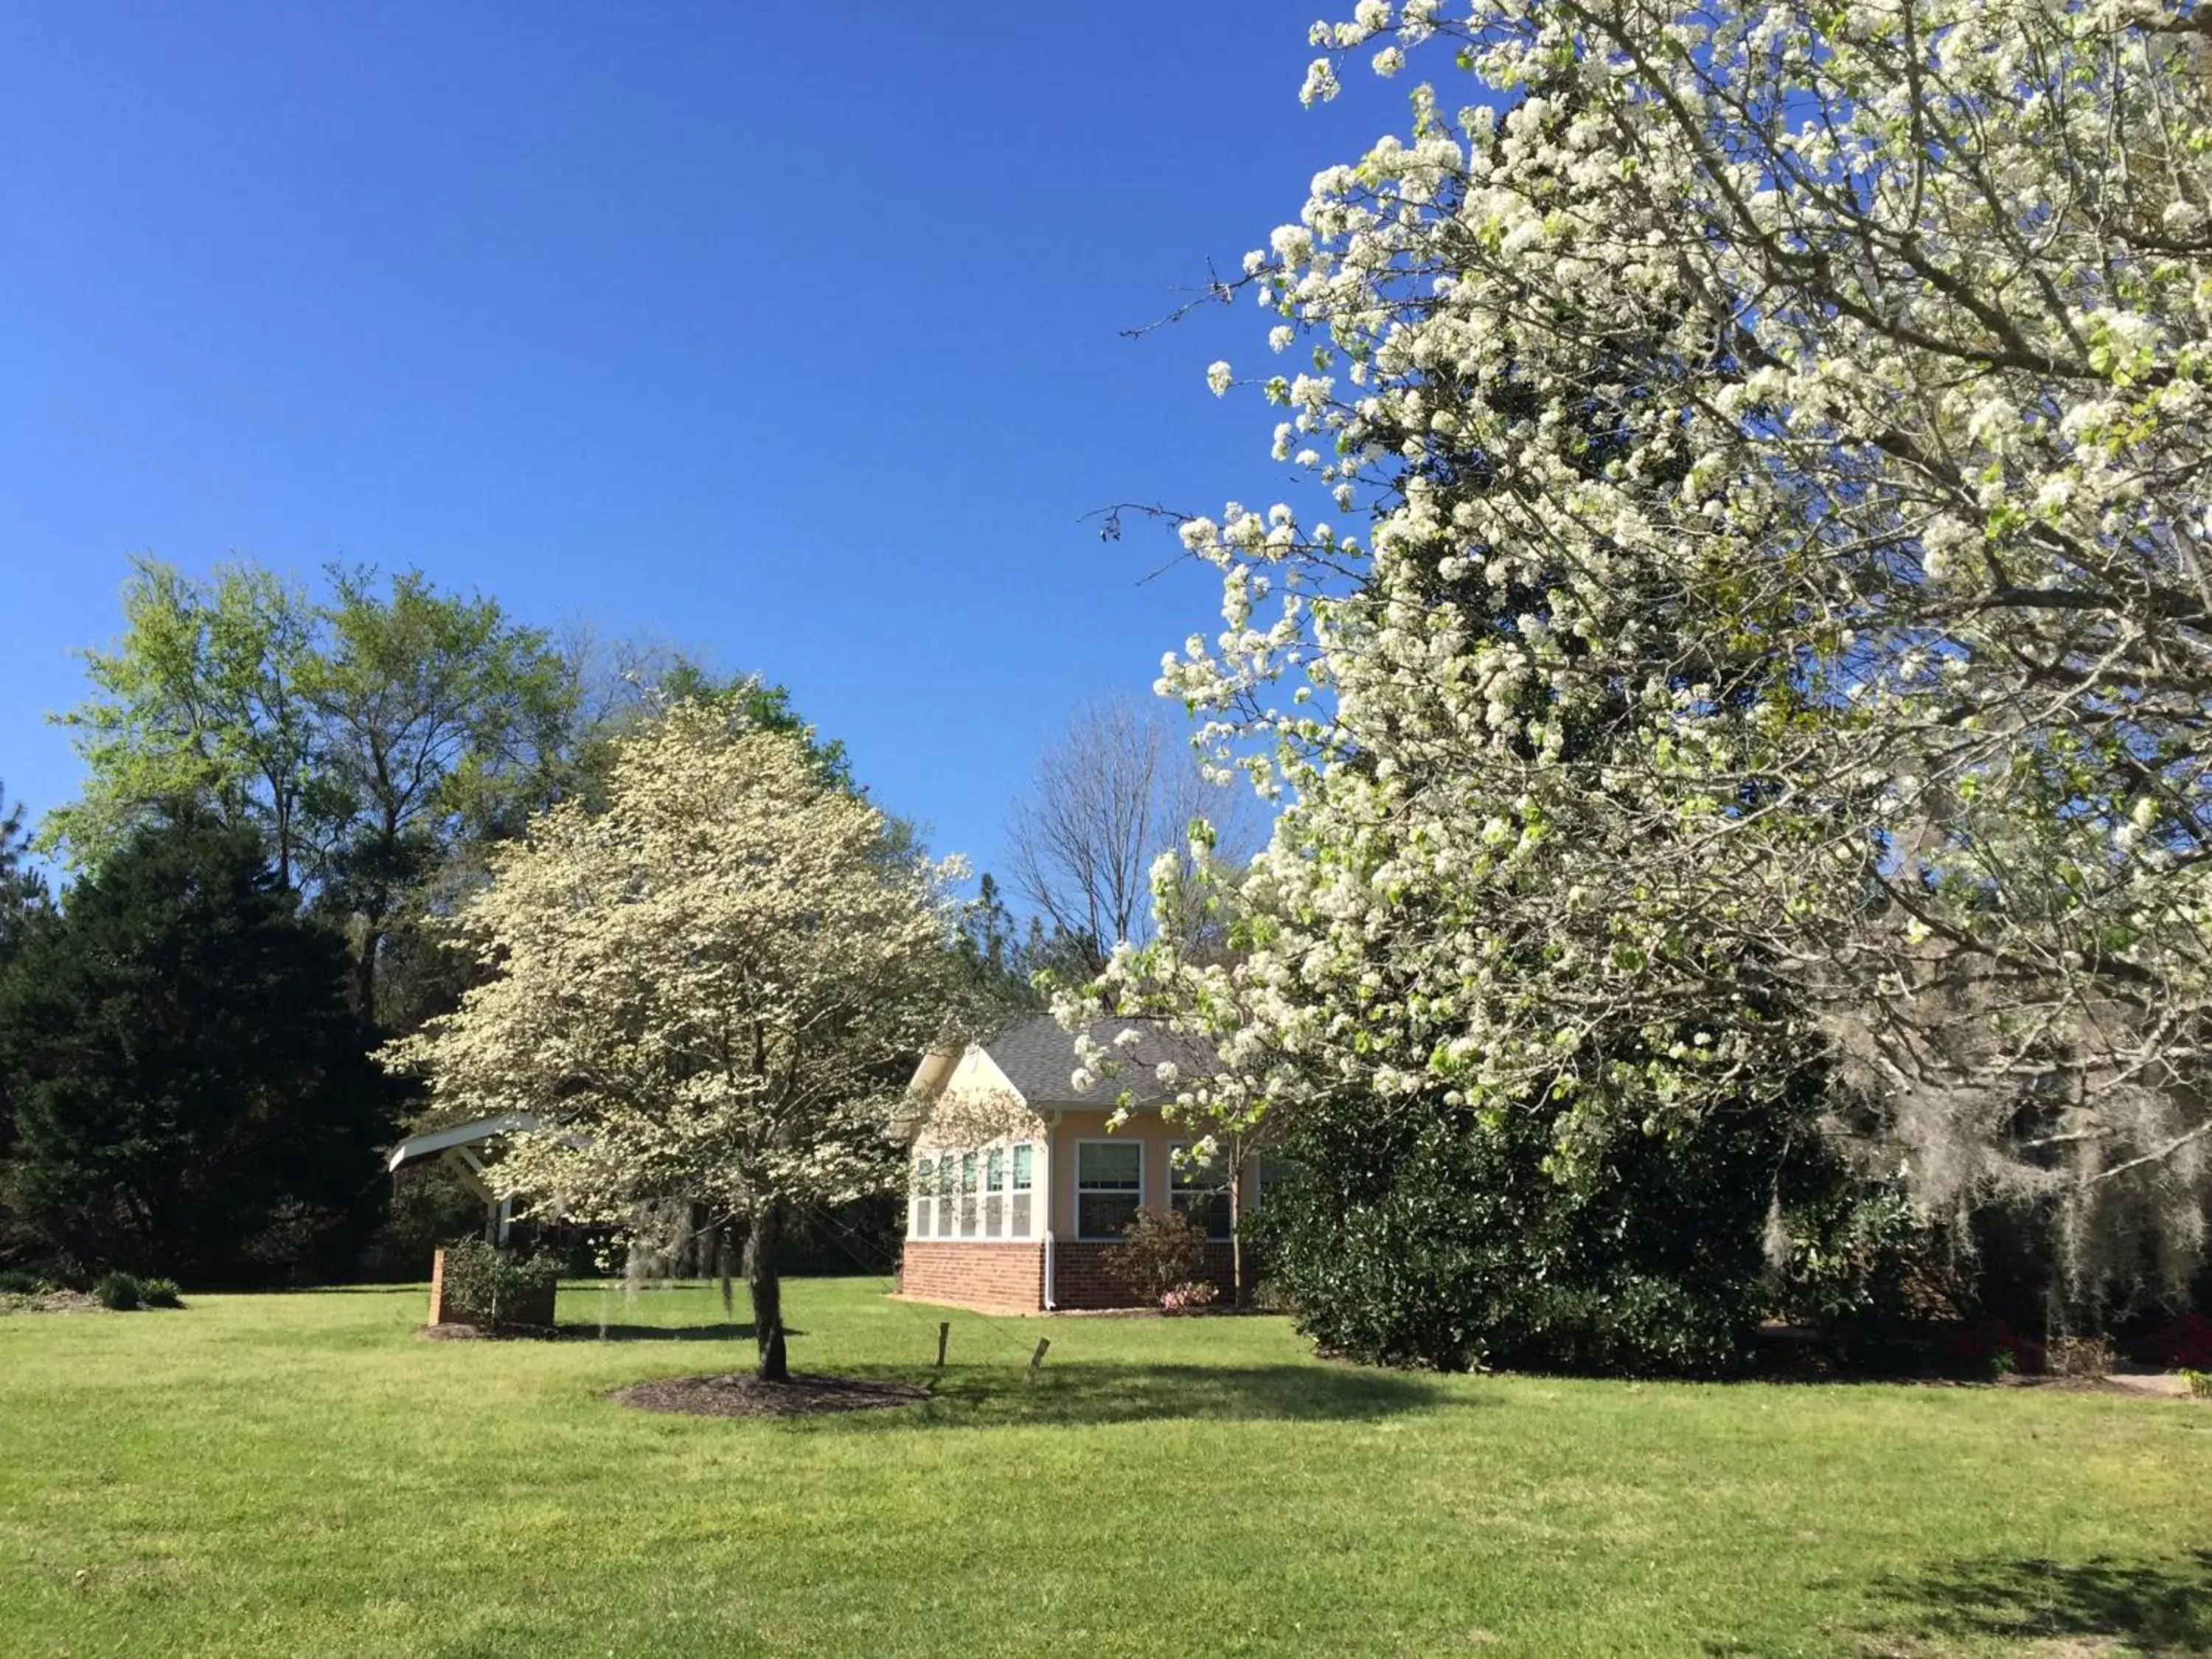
[900,1242,1044,1313]
[1050,1240,1244,1310]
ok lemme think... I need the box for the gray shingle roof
[980,1014,1214,1109]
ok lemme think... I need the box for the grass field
[2,1278,2208,1658]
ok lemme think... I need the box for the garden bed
[611,1371,929,1418]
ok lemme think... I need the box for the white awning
[384,1113,543,1175]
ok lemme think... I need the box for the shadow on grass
[560,1321,800,1343]
[811,1360,1461,1430]
[1813,1553,2212,1657]
[1901,1553,2212,1651]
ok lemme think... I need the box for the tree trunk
[746,1200,788,1382]
[352,927,380,1021]
[1229,1170,1245,1311]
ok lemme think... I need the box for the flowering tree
[1080,0,2212,1309]
[385,704,966,1380]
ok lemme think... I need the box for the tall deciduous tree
[46,559,579,1023]
[46,559,321,886]
[310,566,577,1015]
[1006,693,1259,975]
[0,810,395,1282]
[384,704,966,1381]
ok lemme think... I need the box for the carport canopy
[385,1113,545,1244]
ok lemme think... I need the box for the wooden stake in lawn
[1026,1338,1050,1383]
[935,1321,949,1369]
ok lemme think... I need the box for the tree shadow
[811,1360,1464,1431]
[559,1321,787,1343]
[1860,1553,2212,1655]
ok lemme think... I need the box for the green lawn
[1,1279,2207,1658]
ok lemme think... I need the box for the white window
[934,1155,956,1238]
[984,1147,1006,1237]
[912,1155,934,1238]
[1170,1143,1233,1240]
[1010,1141,1034,1238]
[1077,1141,1141,1240]
[959,1152,979,1237]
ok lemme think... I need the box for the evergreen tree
[0,810,395,1283]
[0,781,51,968]
[0,781,54,1220]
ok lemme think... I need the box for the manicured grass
[2,1279,2207,1658]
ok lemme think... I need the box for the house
[899,1014,1265,1313]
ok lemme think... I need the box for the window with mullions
[984,1148,1006,1237]
[1169,1143,1233,1239]
[1077,1141,1141,1240]
[912,1155,935,1238]
[959,1152,980,1237]
[935,1155,956,1238]
[1011,1142,1034,1237]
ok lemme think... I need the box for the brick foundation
[1048,1240,1247,1310]
[900,1241,1046,1313]
[900,1239,1257,1314]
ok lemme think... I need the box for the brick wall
[900,1242,1045,1313]
[1051,1240,1245,1310]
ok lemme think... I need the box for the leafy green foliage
[436,1238,558,1331]
[137,1276,183,1309]
[44,558,580,1023]
[93,1271,141,1310]
[1248,1081,1873,1377]
[0,811,398,1282]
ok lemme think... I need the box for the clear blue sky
[0,2,1404,888]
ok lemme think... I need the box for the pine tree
[0,810,396,1282]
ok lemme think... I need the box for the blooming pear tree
[385,703,967,1380]
[1079,0,2212,1302]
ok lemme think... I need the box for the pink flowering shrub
[1160,1281,1219,1315]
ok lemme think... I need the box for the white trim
[384,1113,542,1174]
[902,1238,1041,1248]
[1073,1138,1144,1242]
[1008,1138,1036,1241]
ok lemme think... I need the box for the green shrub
[0,1270,45,1295]
[438,1239,559,1331]
[138,1277,184,1308]
[2180,1368,2212,1400]
[93,1272,142,1310]
[1245,1077,1872,1377]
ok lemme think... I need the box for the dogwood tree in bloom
[386,703,966,1379]
[1072,0,2212,1298]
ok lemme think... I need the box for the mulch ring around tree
[611,1371,931,1419]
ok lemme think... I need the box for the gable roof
[977,1014,1214,1110]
